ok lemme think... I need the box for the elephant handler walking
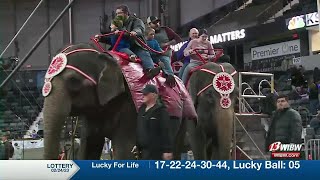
[136,84,173,160]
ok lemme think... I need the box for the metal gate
[305,139,320,160]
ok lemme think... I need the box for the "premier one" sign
[251,40,300,61]
[171,29,246,51]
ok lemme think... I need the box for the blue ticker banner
[0,160,319,179]
[72,160,312,179]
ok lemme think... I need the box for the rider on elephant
[181,29,215,84]
[109,17,137,62]
[147,16,182,54]
[176,28,199,78]
[98,4,162,80]
[147,16,182,83]
[145,27,175,87]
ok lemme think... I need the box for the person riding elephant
[98,5,162,80]
[147,16,182,84]
[181,29,215,85]
[176,28,199,79]
[212,44,230,63]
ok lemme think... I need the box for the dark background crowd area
[242,64,320,139]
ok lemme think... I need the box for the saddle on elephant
[43,32,197,120]
[92,31,197,119]
[106,50,196,119]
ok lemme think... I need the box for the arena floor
[23,148,44,160]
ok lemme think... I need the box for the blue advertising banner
[72,160,315,179]
[0,160,318,180]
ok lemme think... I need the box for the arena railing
[238,71,275,114]
[305,139,320,160]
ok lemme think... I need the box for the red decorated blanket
[108,51,197,120]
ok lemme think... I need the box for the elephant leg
[111,101,137,160]
[79,117,105,160]
[186,119,206,160]
[43,77,72,159]
[173,117,185,160]
[216,119,233,160]
[210,135,220,160]
[206,138,212,159]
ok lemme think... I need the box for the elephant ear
[97,60,125,106]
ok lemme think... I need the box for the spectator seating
[244,67,316,129]
[0,70,45,139]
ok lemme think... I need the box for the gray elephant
[186,62,238,160]
[42,43,197,160]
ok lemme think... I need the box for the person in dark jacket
[313,67,320,83]
[147,16,182,53]
[136,84,173,160]
[290,66,305,88]
[308,78,319,115]
[109,17,137,62]
[0,131,14,160]
[310,110,320,134]
[176,28,199,78]
[147,16,182,85]
[266,95,302,159]
[99,5,161,79]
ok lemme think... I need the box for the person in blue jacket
[145,27,175,87]
[176,28,199,78]
[110,17,137,62]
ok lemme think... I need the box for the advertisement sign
[286,12,319,30]
[171,29,246,51]
[251,40,300,61]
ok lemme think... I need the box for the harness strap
[197,84,212,96]
[65,65,97,85]
[93,31,169,55]
[65,48,100,56]
[61,45,72,53]
[199,68,217,75]
[196,65,237,96]
[60,48,100,85]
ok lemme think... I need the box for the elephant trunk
[213,104,234,159]
[43,77,71,159]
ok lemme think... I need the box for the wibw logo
[269,142,302,152]
[269,142,302,158]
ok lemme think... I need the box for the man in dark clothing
[266,95,302,159]
[310,110,320,133]
[136,84,173,160]
[147,16,182,85]
[290,66,305,88]
[313,67,320,83]
[0,131,14,160]
[147,16,182,54]
[99,5,161,79]
[308,78,319,115]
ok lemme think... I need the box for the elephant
[42,43,195,160]
[186,62,238,160]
